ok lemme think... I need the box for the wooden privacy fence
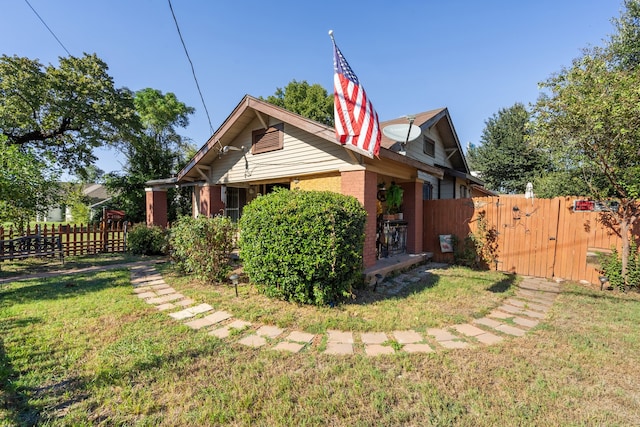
[423,196,632,285]
[0,222,128,258]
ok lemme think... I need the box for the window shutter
[252,123,284,154]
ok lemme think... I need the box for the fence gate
[492,197,560,278]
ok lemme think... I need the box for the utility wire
[24,0,71,56]
[167,0,214,135]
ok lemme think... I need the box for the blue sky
[2,1,624,176]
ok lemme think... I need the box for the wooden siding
[423,196,627,285]
[404,125,453,169]
[208,118,355,185]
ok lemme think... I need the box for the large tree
[0,135,61,230]
[532,0,640,282]
[105,88,194,223]
[261,80,334,126]
[0,53,139,177]
[467,103,550,194]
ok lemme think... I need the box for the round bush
[239,188,367,306]
[127,224,168,255]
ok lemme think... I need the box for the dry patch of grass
[159,264,517,332]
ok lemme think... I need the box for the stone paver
[453,324,486,337]
[130,263,560,357]
[136,291,156,299]
[184,317,216,330]
[365,344,395,356]
[439,340,470,349]
[203,310,232,324]
[473,317,503,328]
[489,310,514,320]
[360,332,388,345]
[324,342,353,355]
[512,316,539,328]
[238,334,267,348]
[393,330,423,344]
[285,331,315,343]
[427,328,458,342]
[156,303,175,311]
[147,293,185,305]
[256,325,284,339]
[274,341,305,353]
[474,332,504,345]
[403,343,434,353]
[495,324,527,337]
[327,330,354,344]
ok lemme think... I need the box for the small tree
[532,2,640,283]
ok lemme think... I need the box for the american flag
[332,38,381,158]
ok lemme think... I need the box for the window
[252,123,284,154]
[423,182,433,200]
[423,136,435,157]
[459,185,468,198]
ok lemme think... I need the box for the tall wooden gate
[423,196,624,285]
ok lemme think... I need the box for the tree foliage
[467,103,549,194]
[261,80,334,126]
[532,0,640,282]
[105,88,194,223]
[0,53,139,177]
[0,135,61,230]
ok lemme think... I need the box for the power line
[167,0,214,135]
[24,0,71,56]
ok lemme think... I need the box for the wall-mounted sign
[573,200,619,212]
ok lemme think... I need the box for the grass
[160,264,517,332]
[0,253,159,279]
[1,263,640,425]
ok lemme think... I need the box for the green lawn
[1,263,639,425]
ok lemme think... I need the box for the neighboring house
[38,183,111,223]
[145,95,487,268]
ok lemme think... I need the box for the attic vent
[252,123,284,154]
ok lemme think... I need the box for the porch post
[145,187,168,228]
[341,169,378,268]
[401,180,423,254]
[198,184,225,217]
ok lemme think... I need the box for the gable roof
[174,95,453,184]
[379,108,470,173]
[178,95,372,182]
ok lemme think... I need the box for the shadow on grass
[0,272,128,307]
[487,275,517,293]
[1,332,90,426]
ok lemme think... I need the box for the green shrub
[599,239,640,291]
[127,224,168,255]
[239,188,367,306]
[169,215,237,283]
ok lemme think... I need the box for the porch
[363,252,433,285]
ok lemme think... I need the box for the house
[145,95,486,268]
[37,183,111,223]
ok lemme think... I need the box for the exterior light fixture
[229,273,239,297]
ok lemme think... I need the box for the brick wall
[341,170,377,268]
[145,188,168,227]
[199,185,225,217]
[401,181,423,253]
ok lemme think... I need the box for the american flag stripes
[332,38,381,158]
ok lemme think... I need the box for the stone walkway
[130,263,561,356]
